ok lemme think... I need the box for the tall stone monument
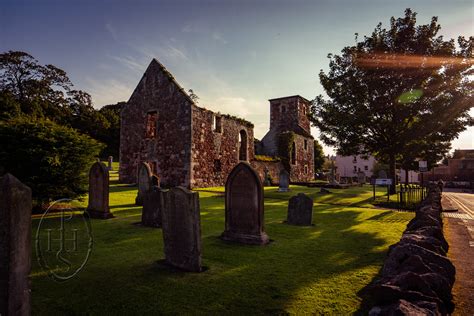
[162,187,202,272]
[278,169,290,192]
[86,162,113,219]
[287,193,313,226]
[141,186,164,228]
[0,174,32,316]
[135,162,152,206]
[107,156,113,171]
[221,162,269,245]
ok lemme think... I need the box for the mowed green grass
[30,163,413,315]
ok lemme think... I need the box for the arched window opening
[239,130,248,161]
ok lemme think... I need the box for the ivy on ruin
[277,131,295,172]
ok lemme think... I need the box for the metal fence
[397,184,428,211]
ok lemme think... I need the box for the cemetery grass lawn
[30,167,413,315]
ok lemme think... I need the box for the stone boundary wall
[367,184,456,315]
[251,161,284,185]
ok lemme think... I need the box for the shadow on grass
[30,192,401,315]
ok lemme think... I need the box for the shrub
[254,155,280,162]
[0,117,104,208]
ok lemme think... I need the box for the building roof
[268,95,311,103]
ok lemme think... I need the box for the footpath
[442,194,474,315]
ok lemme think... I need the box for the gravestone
[162,187,202,272]
[141,186,164,228]
[263,168,271,186]
[278,169,290,192]
[378,170,388,179]
[107,156,113,171]
[135,162,153,206]
[287,193,313,226]
[221,162,269,245]
[86,162,113,219]
[0,174,32,316]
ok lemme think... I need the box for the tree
[313,139,325,172]
[98,101,123,158]
[310,9,473,193]
[0,117,104,209]
[188,89,199,104]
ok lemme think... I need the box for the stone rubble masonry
[250,161,284,185]
[367,184,456,315]
[0,174,31,316]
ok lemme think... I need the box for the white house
[335,154,420,183]
[335,155,376,178]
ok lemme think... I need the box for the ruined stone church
[119,59,314,188]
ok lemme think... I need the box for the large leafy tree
[313,139,325,172]
[0,50,121,158]
[0,117,104,210]
[311,9,473,192]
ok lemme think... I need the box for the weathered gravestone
[0,174,31,316]
[221,162,269,245]
[278,169,290,192]
[86,162,113,219]
[162,187,202,272]
[107,156,113,171]
[141,186,164,228]
[357,171,366,185]
[135,162,152,206]
[287,193,313,226]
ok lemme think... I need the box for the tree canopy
[310,9,473,191]
[0,50,121,158]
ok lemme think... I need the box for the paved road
[444,191,474,219]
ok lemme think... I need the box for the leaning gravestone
[221,162,269,245]
[278,169,290,192]
[0,174,32,316]
[86,162,113,219]
[162,187,202,272]
[141,186,164,228]
[378,170,388,179]
[135,162,153,206]
[287,193,313,226]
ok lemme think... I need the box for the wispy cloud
[84,77,133,108]
[105,23,118,42]
[182,22,227,44]
[109,55,146,73]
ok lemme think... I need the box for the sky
[1,0,473,155]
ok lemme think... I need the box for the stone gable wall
[190,105,255,188]
[119,60,192,187]
[251,161,284,185]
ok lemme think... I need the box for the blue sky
[1,0,473,154]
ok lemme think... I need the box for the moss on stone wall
[278,131,296,172]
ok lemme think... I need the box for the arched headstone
[86,162,113,219]
[135,162,152,206]
[278,169,290,192]
[0,174,31,316]
[221,162,269,245]
[287,193,313,226]
[162,187,202,272]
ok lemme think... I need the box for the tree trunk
[389,154,396,194]
[405,168,409,185]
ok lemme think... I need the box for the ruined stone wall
[251,161,284,185]
[119,60,192,187]
[290,134,314,182]
[190,105,255,188]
